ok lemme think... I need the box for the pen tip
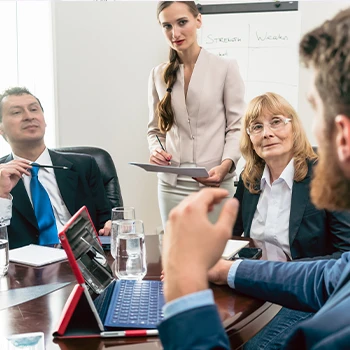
[63,166,69,170]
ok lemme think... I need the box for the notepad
[9,244,67,267]
[129,162,209,177]
[222,240,249,260]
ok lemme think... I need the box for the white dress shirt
[250,159,294,261]
[0,148,71,231]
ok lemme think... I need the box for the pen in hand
[156,135,166,152]
[155,135,171,164]
[29,162,68,170]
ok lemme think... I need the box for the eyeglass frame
[246,116,292,136]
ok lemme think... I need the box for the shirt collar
[13,148,52,174]
[260,165,271,189]
[260,158,295,190]
[280,158,295,190]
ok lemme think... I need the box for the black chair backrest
[53,146,123,208]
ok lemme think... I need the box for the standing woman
[148,1,245,228]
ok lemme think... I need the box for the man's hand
[161,259,234,285]
[149,148,172,166]
[162,188,239,302]
[99,220,111,236]
[194,159,233,187]
[0,160,31,198]
[208,259,235,285]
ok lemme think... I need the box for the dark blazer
[233,160,350,260]
[158,253,350,350]
[0,150,111,249]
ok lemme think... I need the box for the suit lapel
[185,49,208,120]
[173,67,188,119]
[173,49,208,122]
[4,154,38,229]
[49,150,78,215]
[12,174,39,229]
[243,189,260,236]
[289,163,312,246]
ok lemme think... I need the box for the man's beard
[311,140,350,211]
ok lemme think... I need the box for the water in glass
[115,220,147,280]
[111,207,135,259]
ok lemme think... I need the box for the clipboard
[129,162,209,177]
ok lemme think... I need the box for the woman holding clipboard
[147,1,245,229]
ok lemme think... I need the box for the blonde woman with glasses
[233,92,350,350]
[234,92,350,261]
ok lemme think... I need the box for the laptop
[54,206,164,338]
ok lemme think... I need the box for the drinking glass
[111,207,135,259]
[0,224,9,276]
[115,220,147,280]
[157,227,164,256]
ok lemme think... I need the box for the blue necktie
[30,165,59,245]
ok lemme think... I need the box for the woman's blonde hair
[241,92,317,194]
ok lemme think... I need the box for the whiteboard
[199,6,301,109]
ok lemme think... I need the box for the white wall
[298,1,350,145]
[53,1,168,233]
[52,1,350,233]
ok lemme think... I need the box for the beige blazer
[147,48,245,186]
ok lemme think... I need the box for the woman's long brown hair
[156,1,200,132]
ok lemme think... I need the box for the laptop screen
[61,207,114,294]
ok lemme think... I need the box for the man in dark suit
[0,87,111,249]
[158,8,350,350]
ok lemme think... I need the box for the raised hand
[0,160,31,198]
[162,188,239,302]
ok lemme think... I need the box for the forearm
[147,67,166,153]
[234,257,345,312]
[147,129,166,153]
[296,252,341,261]
[222,59,245,167]
[220,159,234,176]
[222,134,241,170]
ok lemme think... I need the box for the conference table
[0,236,280,349]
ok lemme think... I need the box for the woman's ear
[334,115,350,163]
[196,13,202,29]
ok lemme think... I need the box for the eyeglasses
[246,116,292,136]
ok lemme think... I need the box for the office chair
[53,146,123,208]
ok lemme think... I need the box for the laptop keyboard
[104,280,164,329]
[94,281,116,323]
